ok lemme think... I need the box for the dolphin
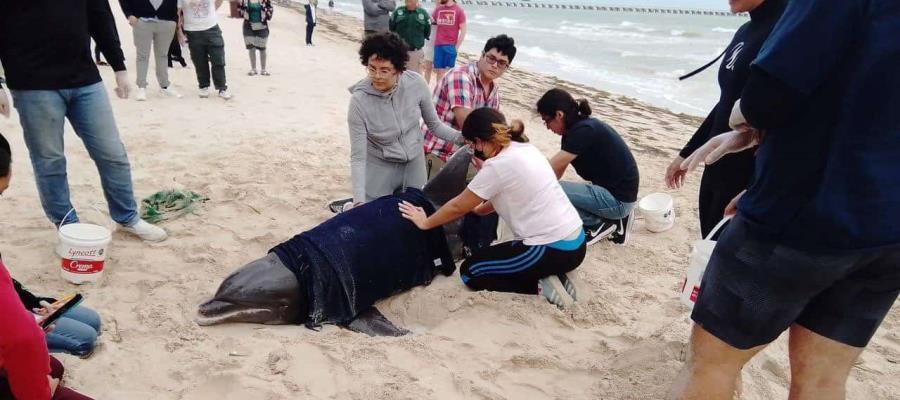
[196,148,475,335]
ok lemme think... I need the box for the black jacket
[118,0,179,21]
[0,0,127,90]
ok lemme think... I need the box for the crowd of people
[0,0,897,398]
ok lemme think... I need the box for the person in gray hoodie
[348,32,461,207]
[362,0,396,36]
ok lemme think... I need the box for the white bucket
[679,217,731,309]
[57,208,112,284]
[639,193,675,233]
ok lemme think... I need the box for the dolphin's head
[196,253,306,326]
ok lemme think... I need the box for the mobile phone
[40,294,83,330]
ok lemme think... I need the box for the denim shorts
[692,215,900,349]
[432,45,458,69]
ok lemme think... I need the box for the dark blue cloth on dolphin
[270,188,455,328]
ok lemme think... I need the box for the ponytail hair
[462,108,529,149]
[536,88,591,129]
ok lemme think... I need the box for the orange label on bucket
[62,259,104,274]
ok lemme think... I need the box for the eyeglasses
[367,65,397,78]
[483,54,510,69]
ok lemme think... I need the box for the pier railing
[420,0,747,17]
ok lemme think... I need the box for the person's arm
[456,23,466,50]
[419,78,462,144]
[738,0,860,133]
[679,105,716,158]
[362,0,381,17]
[378,0,396,13]
[399,189,484,230]
[348,100,369,205]
[472,200,494,216]
[0,273,52,400]
[739,66,806,130]
[12,279,55,312]
[549,150,577,180]
[450,107,473,129]
[388,9,398,32]
[424,11,431,40]
[118,0,137,25]
[87,0,127,72]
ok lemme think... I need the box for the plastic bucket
[57,208,112,284]
[639,193,675,233]
[679,217,731,309]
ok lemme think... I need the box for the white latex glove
[114,70,131,99]
[0,89,10,118]
[729,99,748,130]
[680,129,762,173]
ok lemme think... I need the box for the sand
[0,2,897,399]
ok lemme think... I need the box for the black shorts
[692,215,900,349]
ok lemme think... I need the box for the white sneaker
[538,276,574,309]
[121,219,168,242]
[161,87,183,98]
[218,89,233,100]
[136,87,147,101]
[556,272,590,303]
[198,87,210,98]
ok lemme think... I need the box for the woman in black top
[665,0,787,237]
[538,88,641,246]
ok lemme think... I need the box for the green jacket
[389,6,431,50]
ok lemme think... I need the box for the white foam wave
[670,29,685,36]
[712,27,738,33]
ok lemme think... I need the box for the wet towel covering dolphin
[270,188,455,328]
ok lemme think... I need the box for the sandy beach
[0,2,897,399]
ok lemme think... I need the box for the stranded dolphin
[197,148,478,335]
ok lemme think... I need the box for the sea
[327,0,747,116]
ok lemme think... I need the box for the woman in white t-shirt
[399,108,586,307]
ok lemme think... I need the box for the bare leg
[435,68,449,85]
[248,49,257,71]
[787,324,863,400]
[670,324,766,400]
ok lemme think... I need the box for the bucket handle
[704,216,733,241]
[58,204,115,232]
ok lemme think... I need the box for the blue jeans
[46,306,101,357]
[560,181,634,226]
[11,82,140,226]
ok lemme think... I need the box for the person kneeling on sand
[12,278,102,359]
[346,32,462,208]
[0,133,94,400]
[400,108,586,308]
[537,88,640,246]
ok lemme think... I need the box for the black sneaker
[610,209,635,245]
[327,197,353,214]
[585,221,618,245]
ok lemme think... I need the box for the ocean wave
[712,27,738,33]
[473,14,487,20]
[496,17,521,25]
[620,21,636,27]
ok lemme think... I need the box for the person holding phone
[0,133,94,400]
[13,280,100,358]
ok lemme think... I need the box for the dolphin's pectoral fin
[343,307,409,337]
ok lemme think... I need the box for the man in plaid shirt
[423,34,516,178]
